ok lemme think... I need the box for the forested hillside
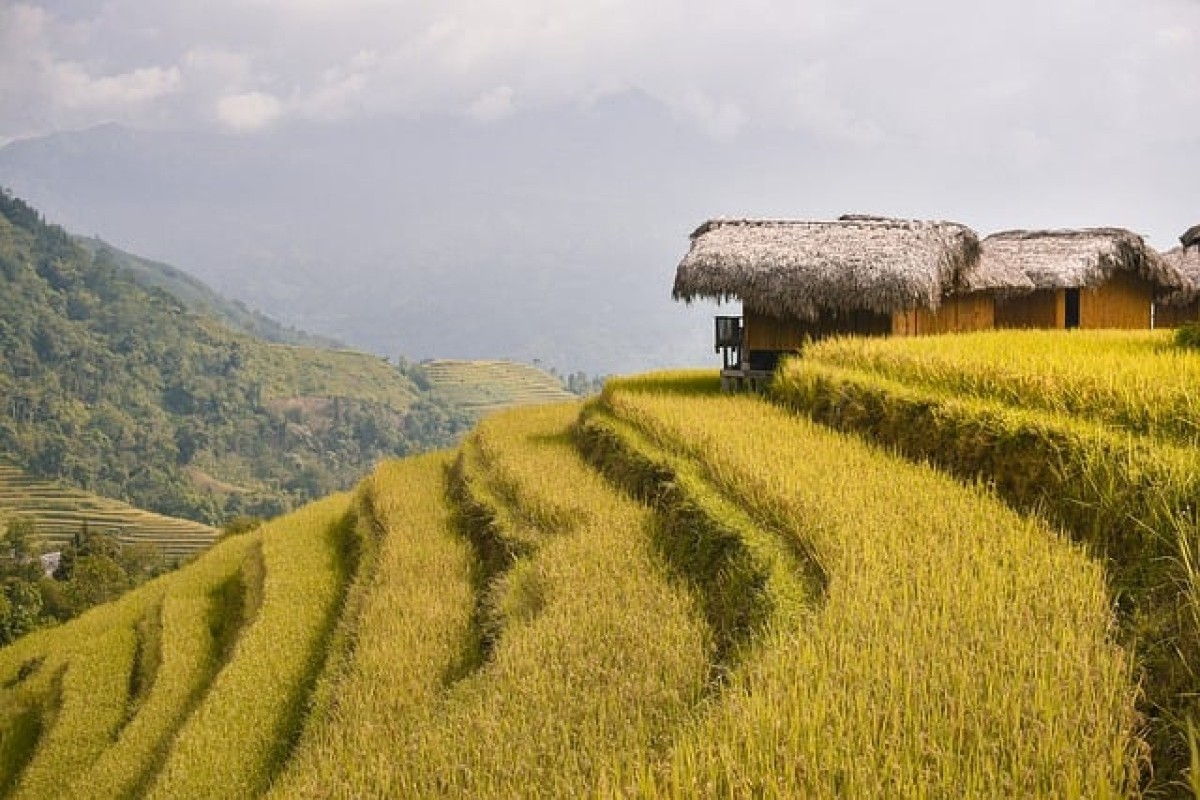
[0,189,472,525]
[73,236,343,349]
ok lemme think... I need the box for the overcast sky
[1,0,1198,371]
[3,0,1196,153]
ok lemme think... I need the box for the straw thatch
[1181,224,1200,248]
[978,228,1179,291]
[1157,246,1200,306]
[672,217,989,321]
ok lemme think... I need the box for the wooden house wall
[743,307,891,352]
[995,290,1063,329]
[890,294,994,336]
[1154,302,1200,329]
[1078,271,1152,329]
[994,273,1153,330]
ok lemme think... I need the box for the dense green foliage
[1175,321,1200,350]
[0,189,472,526]
[1,516,169,646]
[73,237,343,350]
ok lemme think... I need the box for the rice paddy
[0,463,218,560]
[775,329,1200,792]
[422,358,578,417]
[2,333,1188,796]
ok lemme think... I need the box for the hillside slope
[0,188,471,525]
[73,236,343,349]
[0,373,1144,796]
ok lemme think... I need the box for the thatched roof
[672,217,993,320]
[1181,224,1200,248]
[977,228,1179,292]
[1158,246,1200,306]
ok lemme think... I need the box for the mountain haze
[0,189,471,524]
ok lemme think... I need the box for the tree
[2,516,39,563]
[0,577,43,644]
[64,554,128,614]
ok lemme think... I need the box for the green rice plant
[272,405,711,798]
[603,374,1138,796]
[1174,321,1200,350]
[64,531,261,799]
[146,493,354,799]
[802,329,1200,443]
[772,357,1200,792]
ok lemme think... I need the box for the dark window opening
[1065,289,1081,329]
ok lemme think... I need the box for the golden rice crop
[773,351,1200,791]
[0,567,172,795]
[9,624,138,799]
[575,405,818,667]
[274,403,711,797]
[146,493,353,798]
[802,329,1200,442]
[602,373,1138,797]
[66,532,260,799]
[268,453,477,797]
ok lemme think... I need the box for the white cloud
[216,90,283,131]
[466,85,515,122]
[53,63,181,109]
[1,0,1199,152]
[671,90,745,142]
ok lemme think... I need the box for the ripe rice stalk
[273,405,711,797]
[146,493,354,798]
[773,348,1200,792]
[603,373,1138,796]
[66,531,261,799]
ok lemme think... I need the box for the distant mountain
[74,236,343,349]
[0,111,732,375]
[0,188,472,525]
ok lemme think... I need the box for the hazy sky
[1,1,1198,372]
[4,0,1197,156]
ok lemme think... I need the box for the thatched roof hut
[978,228,1178,291]
[1180,223,1200,249]
[1157,246,1200,304]
[672,217,1005,322]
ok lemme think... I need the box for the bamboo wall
[891,294,995,337]
[1078,271,1152,329]
[995,273,1154,330]
[744,307,891,352]
[995,290,1063,329]
[1155,302,1200,329]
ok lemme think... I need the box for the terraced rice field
[0,464,217,560]
[422,359,577,417]
[0,357,1149,796]
[774,329,1200,792]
